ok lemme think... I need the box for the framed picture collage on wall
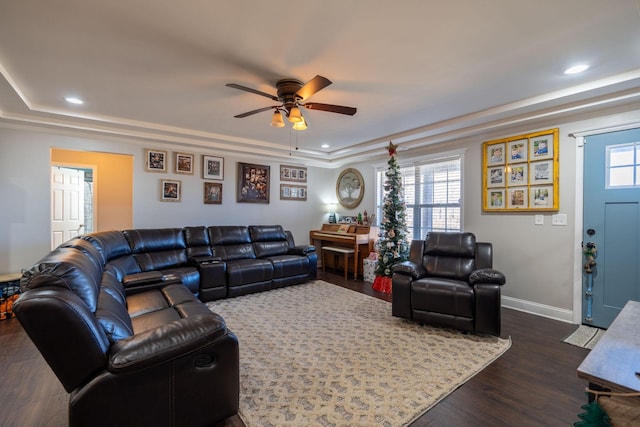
[143,150,311,205]
[144,149,224,204]
[482,128,559,212]
[279,164,307,201]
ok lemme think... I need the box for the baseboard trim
[502,296,574,324]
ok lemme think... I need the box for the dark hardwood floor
[0,271,590,427]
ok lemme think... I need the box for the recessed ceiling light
[65,97,84,105]
[564,64,589,75]
[321,144,330,149]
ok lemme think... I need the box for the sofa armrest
[108,313,228,373]
[122,271,181,287]
[469,268,505,285]
[288,245,316,256]
[122,273,181,295]
[122,271,164,286]
[391,261,427,280]
[188,256,223,265]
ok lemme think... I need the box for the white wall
[3,105,640,322]
[0,125,332,273]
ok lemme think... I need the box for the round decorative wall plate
[336,168,364,209]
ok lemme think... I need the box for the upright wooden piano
[310,224,378,279]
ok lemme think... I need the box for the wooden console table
[577,300,640,394]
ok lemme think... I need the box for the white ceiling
[1,0,640,166]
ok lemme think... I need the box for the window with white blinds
[376,156,462,242]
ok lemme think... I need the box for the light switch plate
[534,215,544,225]
[552,214,567,226]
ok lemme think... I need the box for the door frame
[571,122,640,324]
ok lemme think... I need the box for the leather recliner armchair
[391,232,506,336]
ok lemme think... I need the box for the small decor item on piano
[373,142,409,294]
[337,224,350,233]
[327,203,338,224]
[339,216,357,224]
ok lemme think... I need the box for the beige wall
[51,148,133,231]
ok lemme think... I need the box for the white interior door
[51,166,85,249]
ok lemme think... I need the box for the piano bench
[322,246,355,280]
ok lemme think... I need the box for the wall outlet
[552,214,567,226]
[534,215,544,225]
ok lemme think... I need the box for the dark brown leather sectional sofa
[14,224,316,427]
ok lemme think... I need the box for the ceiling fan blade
[295,75,332,101]
[226,83,279,101]
[233,106,278,118]
[302,102,357,116]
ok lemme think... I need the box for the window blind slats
[376,157,461,241]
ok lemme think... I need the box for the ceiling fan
[226,75,357,130]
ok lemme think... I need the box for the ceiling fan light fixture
[227,75,356,130]
[271,110,285,127]
[288,106,303,123]
[292,117,307,131]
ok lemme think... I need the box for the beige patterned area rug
[207,281,511,427]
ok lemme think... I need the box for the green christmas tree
[574,398,611,427]
[375,142,410,278]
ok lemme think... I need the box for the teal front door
[583,128,640,328]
